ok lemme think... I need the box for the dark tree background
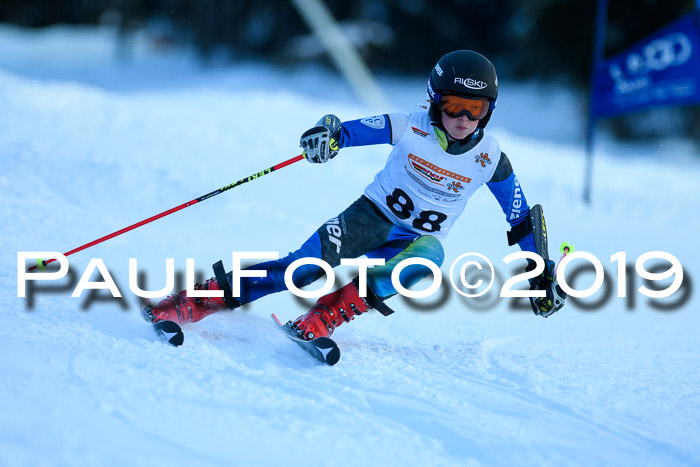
[1,0,698,143]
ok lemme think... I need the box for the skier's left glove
[300,114,341,164]
[526,258,566,318]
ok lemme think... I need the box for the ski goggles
[439,95,491,120]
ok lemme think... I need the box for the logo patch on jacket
[411,127,429,137]
[475,153,492,167]
[447,181,465,193]
[408,153,471,185]
[360,115,385,129]
[410,160,445,184]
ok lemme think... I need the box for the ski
[271,313,340,366]
[153,320,185,347]
[141,298,184,347]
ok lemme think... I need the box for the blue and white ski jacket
[336,106,536,252]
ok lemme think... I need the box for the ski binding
[271,313,340,366]
[141,299,184,347]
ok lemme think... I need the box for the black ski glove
[526,258,566,318]
[300,114,342,164]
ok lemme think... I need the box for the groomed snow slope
[1,24,699,467]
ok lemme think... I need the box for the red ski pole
[29,154,306,271]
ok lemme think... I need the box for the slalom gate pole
[29,154,306,271]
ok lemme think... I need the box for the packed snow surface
[1,24,699,466]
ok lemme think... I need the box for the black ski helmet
[427,50,498,129]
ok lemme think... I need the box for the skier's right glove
[300,114,341,164]
[526,258,566,318]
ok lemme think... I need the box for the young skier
[143,50,565,340]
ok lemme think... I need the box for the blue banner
[592,12,700,118]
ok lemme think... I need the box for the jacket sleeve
[486,153,537,253]
[337,113,409,148]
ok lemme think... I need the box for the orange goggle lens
[439,95,490,120]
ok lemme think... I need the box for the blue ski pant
[235,196,445,305]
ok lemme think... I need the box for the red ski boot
[143,277,235,325]
[292,280,370,340]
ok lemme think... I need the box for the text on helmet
[454,77,488,90]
